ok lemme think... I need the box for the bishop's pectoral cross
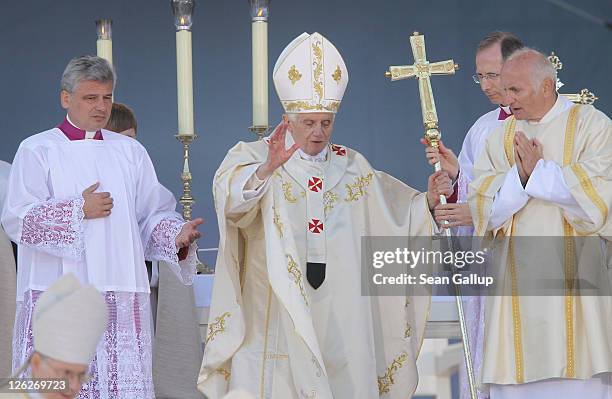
[386,32,479,399]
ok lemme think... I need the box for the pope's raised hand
[256,121,300,180]
[420,138,459,180]
[82,182,113,219]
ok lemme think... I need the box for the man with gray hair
[469,48,611,398]
[1,55,202,398]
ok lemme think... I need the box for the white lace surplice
[2,128,198,398]
[1,128,196,299]
[14,289,154,399]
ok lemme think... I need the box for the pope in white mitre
[197,32,452,398]
[469,48,612,398]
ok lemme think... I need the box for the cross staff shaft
[386,32,478,399]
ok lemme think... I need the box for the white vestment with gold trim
[198,138,435,399]
[468,97,612,398]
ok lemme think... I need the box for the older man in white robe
[198,32,452,399]
[0,273,108,399]
[423,31,524,399]
[469,48,612,398]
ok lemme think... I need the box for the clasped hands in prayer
[513,131,543,187]
[82,182,203,250]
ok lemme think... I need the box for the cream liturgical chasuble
[468,97,612,395]
[198,138,435,399]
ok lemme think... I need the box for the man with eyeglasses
[422,31,523,399]
[1,274,107,399]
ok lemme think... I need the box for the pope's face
[475,43,506,105]
[30,353,89,399]
[501,61,554,121]
[286,112,335,156]
[61,80,113,132]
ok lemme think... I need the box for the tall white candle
[176,29,194,136]
[96,39,113,66]
[95,20,113,66]
[252,20,268,128]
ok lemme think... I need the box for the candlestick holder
[175,134,212,274]
[249,125,272,141]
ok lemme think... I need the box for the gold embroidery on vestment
[287,254,308,305]
[345,173,373,202]
[205,312,231,345]
[378,352,409,395]
[324,191,339,216]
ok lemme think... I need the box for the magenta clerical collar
[57,118,103,141]
[498,106,513,121]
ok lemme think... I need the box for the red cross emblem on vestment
[308,219,324,234]
[308,177,323,192]
[331,144,346,156]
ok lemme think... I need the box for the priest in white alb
[469,48,612,398]
[197,32,452,398]
[1,55,202,398]
[422,31,523,399]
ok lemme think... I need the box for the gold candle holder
[175,134,213,274]
[249,125,272,141]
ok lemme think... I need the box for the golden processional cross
[385,32,458,150]
[385,32,478,399]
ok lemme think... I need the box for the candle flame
[180,16,186,25]
[257,8,263,17]
[101,26,105,35]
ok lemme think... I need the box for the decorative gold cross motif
[332,65,342,83]
[288,65,302,85]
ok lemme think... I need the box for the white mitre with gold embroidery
[33,273,108,365]
[273,32,348,114]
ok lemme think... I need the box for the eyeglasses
[472,73,501,84]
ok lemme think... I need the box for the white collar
[66,114,98,139]
[527,95,573,125]
[285,130,329,162]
